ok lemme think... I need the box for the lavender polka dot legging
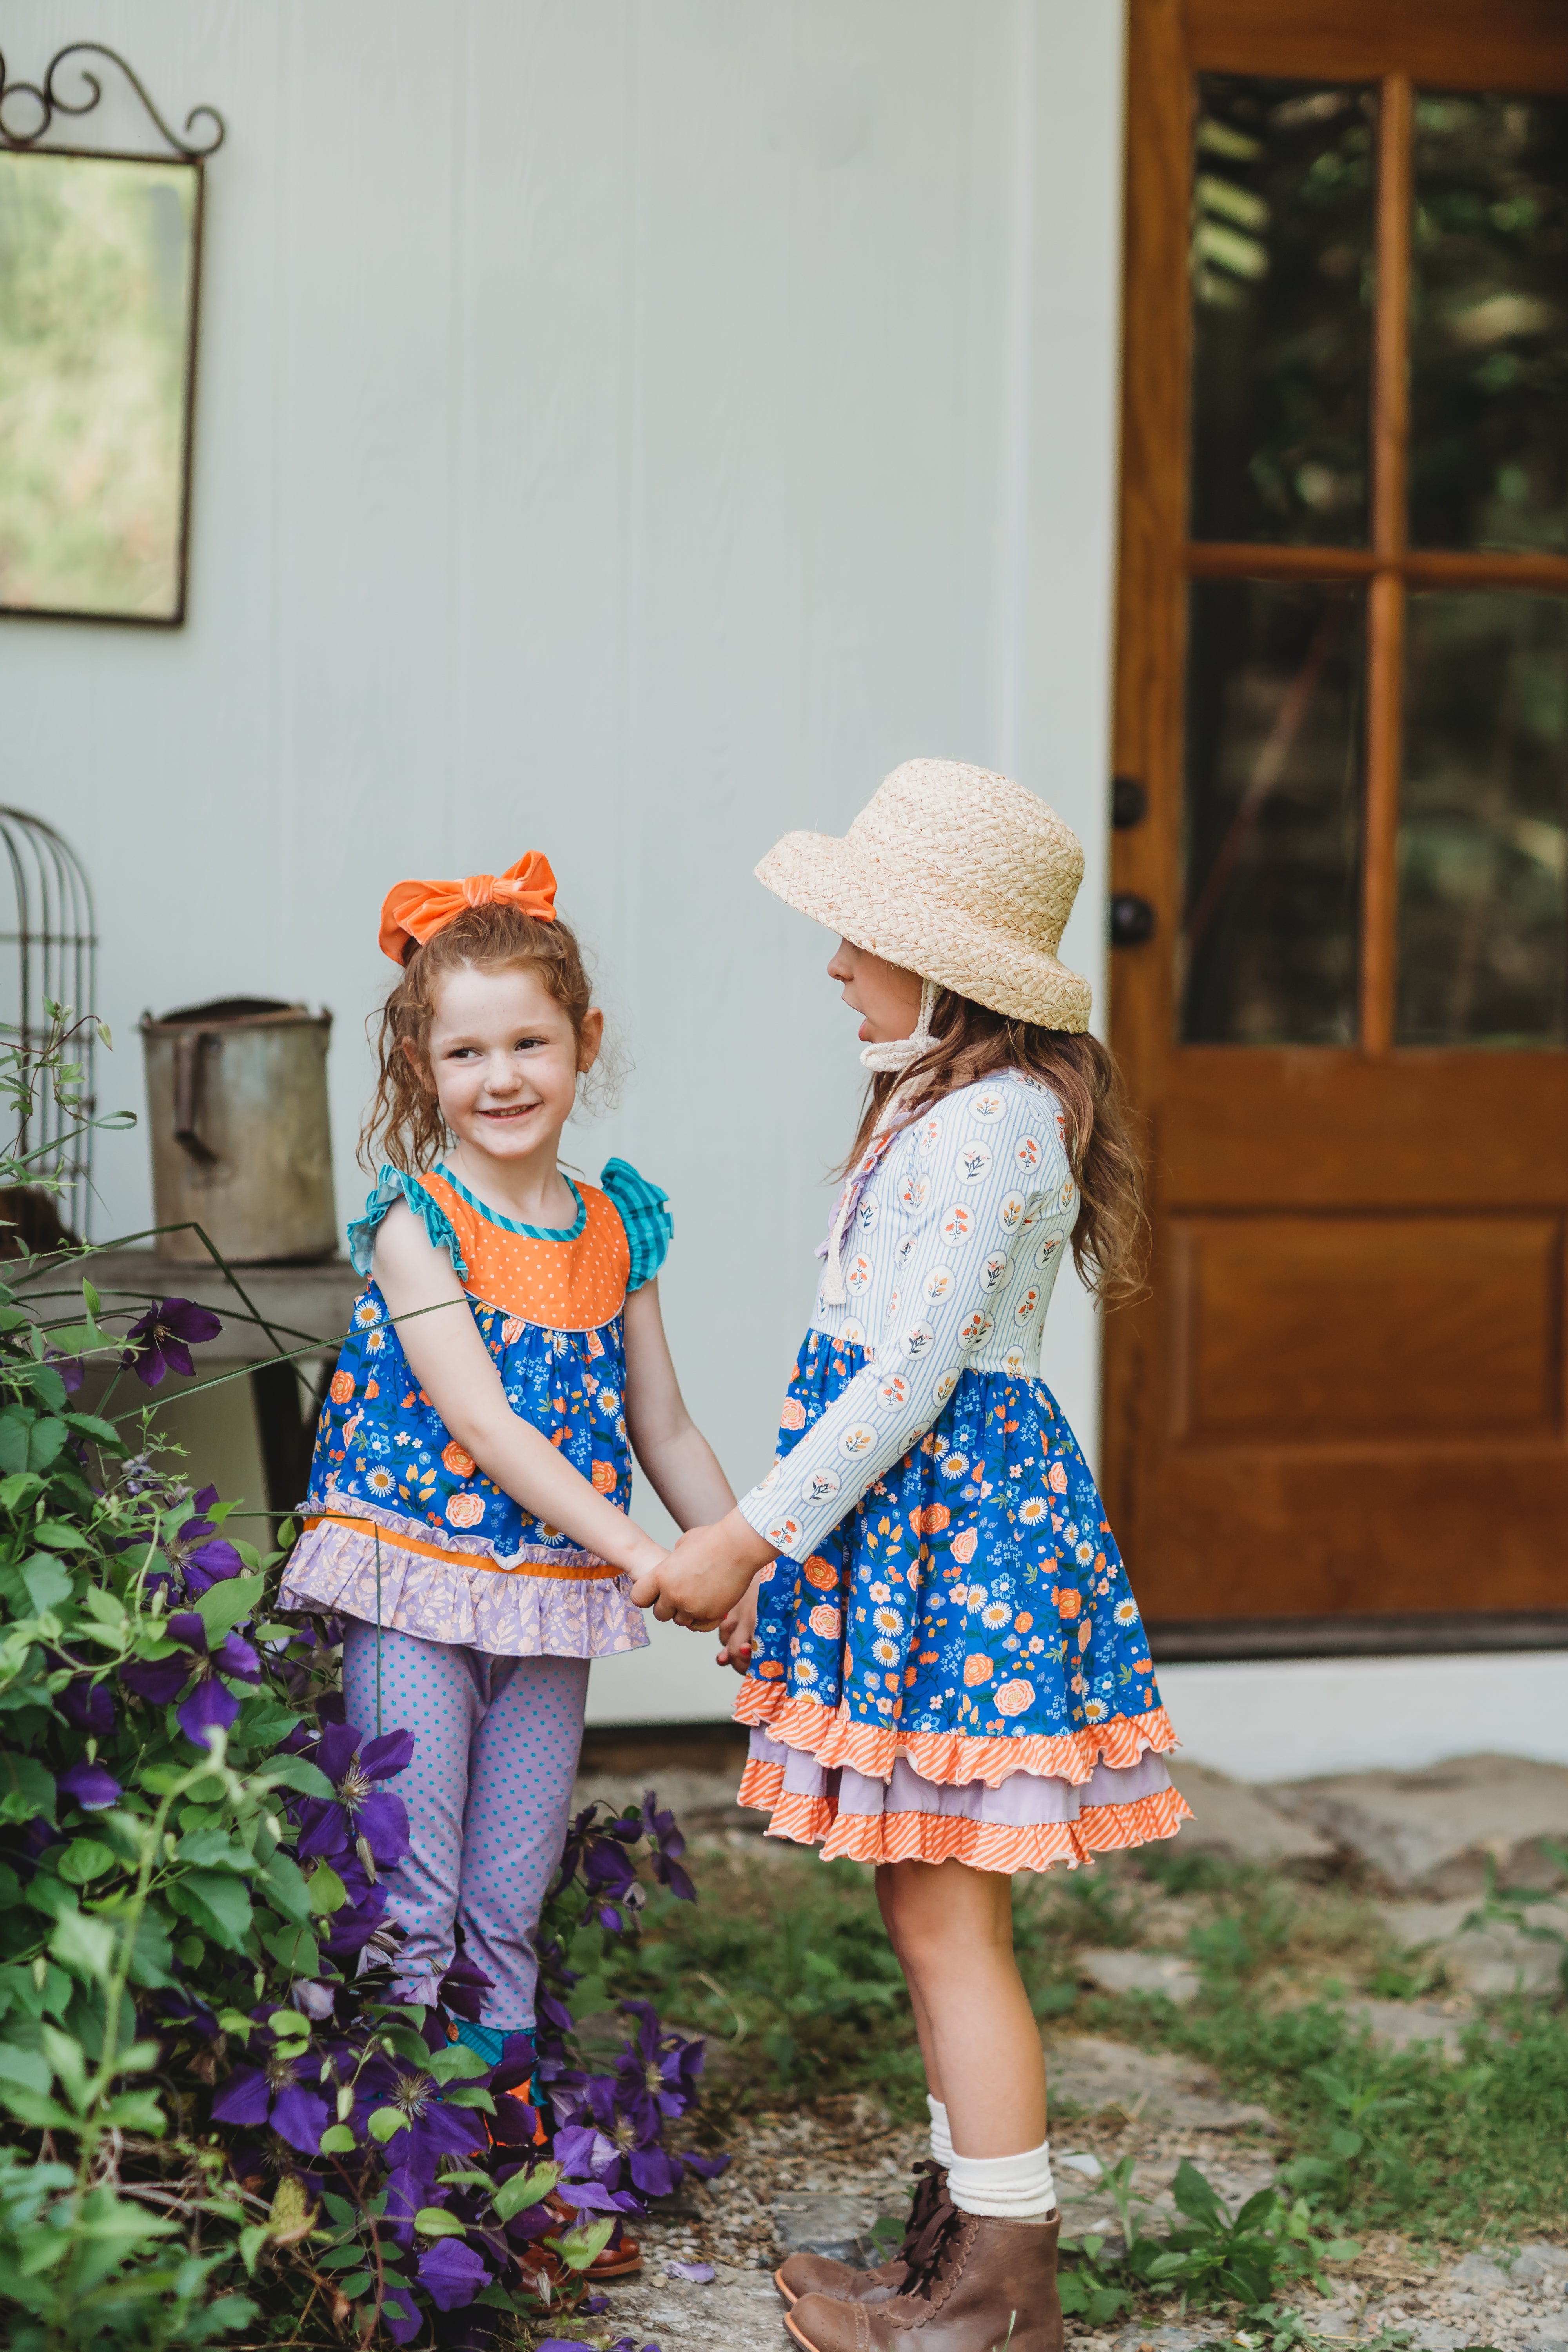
[342,1622,588,2031]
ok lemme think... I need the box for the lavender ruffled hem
[746,1725,1173,1825]
[280,1515,649,1660]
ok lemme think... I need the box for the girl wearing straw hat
[634,760,1191,2352]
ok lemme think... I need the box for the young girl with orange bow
[281,855,733,2094]
[635,763,1192,2352]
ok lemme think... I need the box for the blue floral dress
[734,1073,1189,1872]
[279,1158,670,1657]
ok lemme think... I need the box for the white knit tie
[819,979,938,1307]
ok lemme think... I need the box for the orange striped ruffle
[733,1681,1178,1791]
[736,1759,1192,1874]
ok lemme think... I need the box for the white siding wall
[9,0,1127,1722]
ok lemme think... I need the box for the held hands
[629,1508,774,1635]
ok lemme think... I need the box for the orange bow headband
[378,853,558,964]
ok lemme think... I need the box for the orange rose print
[1014,1612,1033,1632]
[913,1503,951,1536]
[809,1605,842,1640]
[1048,1462,1068,1493]
[757,1658,785,1678]
[951,1528,978,1565]
[996,1677,1034,1715]
[330,1370,354,1405]
[591,1460,617,1495]
[962,1656,994,1686]
[804,1556,838,1591]
[780,1397,806,1430]
[1057,1590,1081,1619]
[442,1441,477,1478]
[446,1492,485,1529]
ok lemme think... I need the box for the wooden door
[1107,0,1568,1650]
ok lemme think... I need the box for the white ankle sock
[947,2139,1056,2223]
[927,2095,954,2169]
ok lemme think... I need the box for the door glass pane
[1396,593,1568,1044]
[1181,580,1365,1044]
[1190,76,1376,547]
[1410,94,1568,552]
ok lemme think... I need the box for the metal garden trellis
[0,809,98,1239]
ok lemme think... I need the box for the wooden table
[41,1248,363,1508]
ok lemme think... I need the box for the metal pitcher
[140,998,336,1264]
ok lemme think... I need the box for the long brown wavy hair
[360,902,603,1174]
[842,991,1149,1305]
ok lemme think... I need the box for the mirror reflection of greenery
[0,152,196,619]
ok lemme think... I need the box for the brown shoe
[774,2162,948,2308]
[784,2205,1062,2352]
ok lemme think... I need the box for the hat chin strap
[860,975,939,1075]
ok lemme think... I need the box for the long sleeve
[739,1078,1078,1562]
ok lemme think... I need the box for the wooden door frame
[1104,0,1568,1658]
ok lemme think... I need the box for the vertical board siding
[5,0,1124,1716]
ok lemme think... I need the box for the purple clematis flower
[294,1723,413,1875]
[416,2236,491,2311]
[167,1488,246,1595]
[121,1652,191,1706]
[59,1674,115,1739]
[122,1298,223,1387]
[210,2031,329,2154]
[352,2051,488,2181]
[436,1945,494,2025]
[56,1759,121,1812]
[155,1608,262,1748]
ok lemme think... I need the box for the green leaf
[0,2085,78,2131]
[194,1572,265,1642]
[425,2042,491,2083]
[492,2161,559,2221]
[40,2024,89,2109]
[20,1557,73,1617]
[261,1922,320,1978]
[318,2123,357,2154]
[238,2222,270,2277]
[81,1278,101,1317]
[0,1413,29,1477]
[0,1470,40,1512]
[176,1869,253,1949]
[57,1839,116,1886]
[439,2083,495,2111]
[0,1750,53,1827]
[31,1521,87,1552]
[552,2215,615,2270]
[0,2046,50,2094]
[257,1850,311,1924]
[126,1911,177,1990]
[338,2270,374,2298]
[1171,2160,1229,2228]
[27,1421,68,1475]
[368,2106,411,2143]
[175,1828,254,1872]
[62,1411,120,1446]
[254,1754,334,1800]
[102,2090,167,2133]
[49,1906,116,1982]
[414,2207,466,2237]
[305,1863,348,1916]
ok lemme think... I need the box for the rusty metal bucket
[140,997,336,1264]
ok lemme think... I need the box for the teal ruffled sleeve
[347,1167,468,1281]
[599,1158,672,1292]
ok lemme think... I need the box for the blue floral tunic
[733,1073,1189,1872]
[279,1158,670,1658]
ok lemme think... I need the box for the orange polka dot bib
[418,1166,630,1330]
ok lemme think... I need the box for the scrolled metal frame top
[0,41,225,156]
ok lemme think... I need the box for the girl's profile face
[412,961,602,1164]
[828,938,924,1045]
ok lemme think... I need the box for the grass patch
[599,1837,1568,2248]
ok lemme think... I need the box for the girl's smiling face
[827,937,924,1044]
[411,961,602,1167]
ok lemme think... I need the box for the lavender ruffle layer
[746,1726,1174,1825]
[279,1508,648,1659]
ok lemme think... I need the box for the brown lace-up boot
[784,2198,1063,2352]
[775,2162,949,2307]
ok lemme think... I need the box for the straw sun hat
[755,758,1092,1035]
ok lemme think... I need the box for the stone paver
[1267,1753,1568,1896]
[1046,2033,1278,2133]
[1165,1757,1334,1865]
[1378,1895,1568,1998]
[1077,1948,1202,2003]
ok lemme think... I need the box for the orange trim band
[737,1760,1192,1874]
[734,1681,1178,1789]
[302,1514,623,1582]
